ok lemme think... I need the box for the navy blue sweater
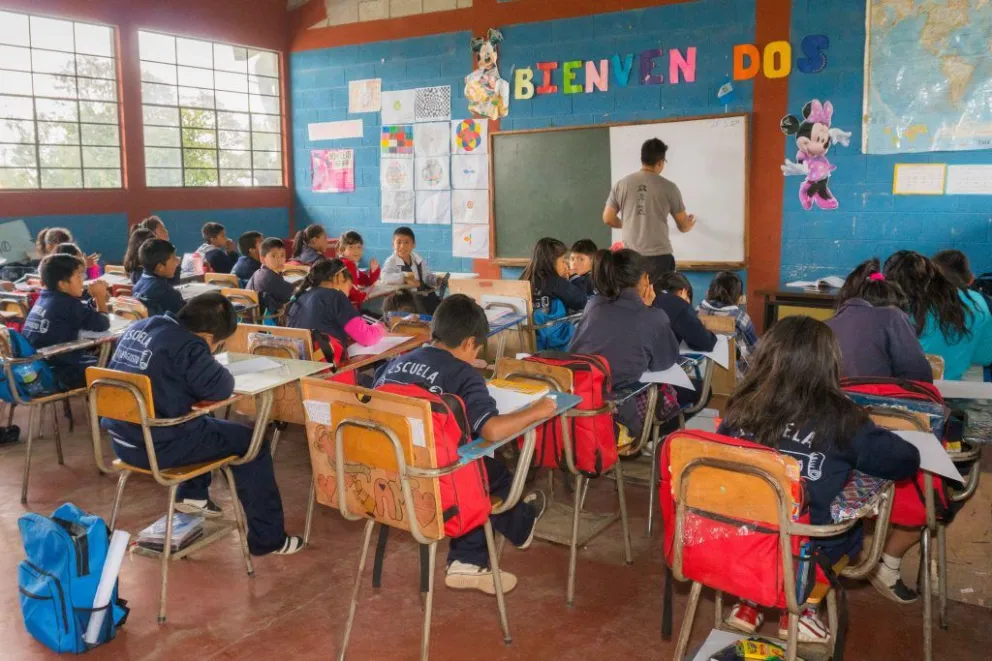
[825,299,932,382]
[532,274,587,314]
[653,292,717,352]
[246,266,296,315]
[133,271,185,316]
[232,255,261,283]
[23,290,109,387]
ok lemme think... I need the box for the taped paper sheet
[413,122,450,157]
[414,85,451,122]
[945,165,992,195]
[894,431,965,482]
[640,365,695,390]
[380,157,414,191]
[382,190,415,224]
[308,119,363,141]
[380,125,414,156]
[452,118,488,154]
[381,89,416,124]
[0,219,36,263]
[407,417,426,448]
[680,335,730,369]
[892,163,946,195]
[303,399,331,425]
[451,154,488,189]
[415,157,449,191]
[312,149,354,193]
[451,189,489,224]
[416,191,451,225]
[348,78,381,113]
[452,223,489,258]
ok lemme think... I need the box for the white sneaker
[175,498,223,519]
[778,609,830,645]
[445,560,517,594]
[519,491,547,550]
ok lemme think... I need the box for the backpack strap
[810,550,847,661]
[371,524,389,589]
[661,565,673,639]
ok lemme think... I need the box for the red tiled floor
[0,401,989,660]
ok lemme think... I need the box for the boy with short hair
[232,231,263,284]
[103,293,302,555]
[133,239,184,316]
[195,222,238,274]
[23,254,110,390]
[381,226,449,313]
[568,239,597,297]
[246,237,295,317]
[374,294,551,594]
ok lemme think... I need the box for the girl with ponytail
[286,258,384,348]
[521,237,587,350]
[291,224,328,265]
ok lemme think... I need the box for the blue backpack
[0,329,56,403]
[534,298,575,352]
[18,503,129,653]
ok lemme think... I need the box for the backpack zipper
[25,560,68,633]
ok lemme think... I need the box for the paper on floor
[895,431,965,482]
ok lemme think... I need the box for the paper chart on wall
[414,86,451,122]
[381,89,416,124]
[452,223,489,258]
[382,191,416,224]
[414,122,450,157]
[311,149,354,193]
[348,78,381,113]
[308,119,363,141]
[380,125,414,156]
[380,157,414,191]
[451,189,489,224]
[452,118,487,154]
[416,191,451,225]
[451,154,488,189]
[415,156,449,190]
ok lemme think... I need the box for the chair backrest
[104,265,125,275]
[205,272,239,286]
[86,367,155,425]
[300,378,445,541]
[111,284,133,298]
[0,297,28,318]
[112,296,149,321]
[868,407,932,433]
[700,315,737,412]
[925,354,945,380]
[388,318,431,339]
[226,323,314,359]
[700,314,735,334]
[282,264,311,279]
[449,278,534,356]
[494,357,573,392]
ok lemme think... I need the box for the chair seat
[112,456,238,481]
[807,555,849,605]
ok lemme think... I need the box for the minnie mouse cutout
[464,28,509,120]
[780,99,852,210]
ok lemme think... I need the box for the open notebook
[487,378,549,414]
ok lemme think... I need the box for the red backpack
[374,383,490,538]
[521,352,616,477]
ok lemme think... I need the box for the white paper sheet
[407,417,426,448]
[225,356,282,376]
[680,334,730,369]
[308,119,363,141]
[0,219,36,263]
[88,272,131,287]
[785,276,845,289]
[945,165,992,195]
[934,379,992,400]
[893,163,946,195]
[640,365,695,390]
[414,85,451,122]
[303,399,331,425]
[348,78,381,113]
[83,529,130,645]
[382,190,416,224]
[347,334,412,358]
[381,89,416,124]
[447,272,479,279]
[450,154,488,189]
[451,118,488,154]
[416,190,451,224]
[485,307,513,323]
[414,122,450,157]
[415,157,449,191]
[380,157,414,191]
[488,383,549,415]
[451,189,489,224]
[452,223,489,258]
[895,431,965,482]
[690,629,745,661]
[79,314,131,339]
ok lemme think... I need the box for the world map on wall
[863,0,992,154]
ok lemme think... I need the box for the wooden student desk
[756,287,838,329]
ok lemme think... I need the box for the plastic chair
[925,354,945,380]
[86,366,256,623]
[112,296,149,321]
[204,272,239,287]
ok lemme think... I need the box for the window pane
[76,54,115,79]
[75,23,113,57]
[145,147,181,168]
[250,94,280,115]
[217,111,250,130]
[81,123,119,146]
[33,74,77,99]
[78,78,116,101]
[247,50,278,77]
[184,169,218,186]
[32,49,75,75]
[0,168,38,188]
[0,144,37,167]
[220,169,252,186]
[252,132,279,152]
[218,130,250,150]
[0,12,30,47]
[0,44,32,71]
[251,114,279,133]
[38,122,80,145]
[41,168,83,188]
[0,119,35,143]
[82,146,118,168]
[177,66,213,89]
[84,168,120,188]
[143,105,179,127]
[30,17,75,53]
[142,82,177,105]
[40,145,81,168]
[215,90,248,112]
[180,108,215,129]
[214,44,246,73]
[79,101,118,124]
[0,70,33,95]
[184,148,216,168]
[146,168,182,187]
[177,38,212,68]
[140,61,176,85]
[214,70,247,93]
[253,150,280,170]
[253,169,282,186]
[179,86,214,109]
[0,95,34,119]
[36,99,78,122]
[219,150,250,168]
[248,75,279,97]
[144,125,180,147]
[139,32,175,64]
[182,128,216,148]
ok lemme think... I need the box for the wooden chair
[300,378,512,661]
[221,287,260,323]
[86,367,255,623]
[204,272,239,287]
[112,296,149,321]
[104,265,126,275]
[0,296,29,321]
[282,263,311,279]
[925,354,945,380]
[699,315,737,414]
[111,284,133,298]
[387,316,431,339]
[449,279,534,358]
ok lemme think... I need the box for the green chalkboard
[491,127,613,262]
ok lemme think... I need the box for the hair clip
[869,272,885,282]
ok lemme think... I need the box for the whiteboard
[608,115,748,265]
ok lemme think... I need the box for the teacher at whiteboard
[602,138,696,281]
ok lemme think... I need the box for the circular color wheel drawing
[455,120,482,152]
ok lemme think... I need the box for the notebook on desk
[487,378,549,414]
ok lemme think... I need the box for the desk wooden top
[756,287,838,300]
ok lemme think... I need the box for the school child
[826,258,931,381]
[522,237,587,351]
[36,227,100,279]
[382,289,431,327]
[102,293,302,555]
[337,231,380,308]
[373,294,549,593]
[123,228,155,285]
[654,272,717,352]
[570,249,681,440]
[246,237,295,318]
[232,231,263,284]
[932,249,973,289]
[381,227,448,313]
[884,250,992,380]
[568,239,597,297]
[194,222,238,274]
[698,271,758,378]
[137,215,170,241]
[22,254,110,390]
[286,258,384,348]
[718,315,920,643]
[290,224,328,266]
[132,239,184,316]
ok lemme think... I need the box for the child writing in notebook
[826,258,931,381]
[522,237,587,351]
[232,231,263,284]
[568,239,598,298]
[338,231,380,308]
[123,228,155,284]
[246,237,295,319]
[290,224,328,266]
[374,294,548,594]
[381,227,448,313]
[132,239,184,316]
[718,315,920,644]
[286,258,384,350]
[698,271,758,378]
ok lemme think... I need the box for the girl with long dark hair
[286,258,383,348]
[522,237,586,350]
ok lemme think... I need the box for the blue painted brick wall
[781,0,992,284]
[154,208,290,258]
[0,213,129,263]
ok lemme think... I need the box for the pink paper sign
[312,149,355,193]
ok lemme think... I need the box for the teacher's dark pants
[644,254,676,284]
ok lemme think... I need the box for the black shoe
[271,535,305,556]
[870,574,919,604]
[175,498,223,519]
[0,425,20,444]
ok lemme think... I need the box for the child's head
[932,249,973,289]
[592,248,649,299]
[569,239,597,277]
[202,222,227,248]
[392,227,416,260]
[40,253,85,298]
[656,271,693,303]
[178,292,238,351]
[522,237,568,284]
[835,258,907,310]
[292,224,327,258]
[238,231,263,259]
[260,237,287,272]
[124,228,155,274]
[706,271,744,306]
[723,315,868,453]
[54,242,84,259]
[140,239,180,279]
[383,289,423,316]
[37,227,73,257]
[338,230,365,262]
[430,294,489,361]
[296,257,353,297]
[640,138,668,173]
[138,215,169,240]
[883,250,969,338]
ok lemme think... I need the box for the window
[138,31,282,188]
[0,12,121,190]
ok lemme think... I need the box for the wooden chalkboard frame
[488,112,751,270]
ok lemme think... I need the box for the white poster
[414,86,451,122]
[308,119,363,141]
[451,118,488,154]
[452,223,489,258]
[415,156,449,191]
[451,154,488,189]
[414,122,450,157]
[892,163,946,195]
[946,165,992,195]
[381,89,416,124]
[382,191,416,224]
[348,78,381,113]
[416,191,451,225]
[451,189,488,225]
[380,157,414,192]
[0,219,37,262]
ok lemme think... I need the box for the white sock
[877,553,902,585]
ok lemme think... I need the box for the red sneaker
[726,602,764,634]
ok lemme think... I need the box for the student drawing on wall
[780,99,851,211]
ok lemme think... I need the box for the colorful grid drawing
[381,125,414,155]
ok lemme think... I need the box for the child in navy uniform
[290,224,328,266]
[231,231,262,284]
[374,294,550,594]
[568,239,597,298]
[654,272,717,351]
[194,222,238,274]
[123,228,155,285]
[103,293,302,555]
[522,237,587,351]
[132,239,184,316]
[23,254,110,390]
[246,237,295,317]
[286,258,384,348]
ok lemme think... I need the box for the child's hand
[532,396,557,419]
[87,280,109,300]
[369,258,380,272]
[86,253,100,268]
[640,283,656,307]
[225,238,235,251]
[403,272,417,285]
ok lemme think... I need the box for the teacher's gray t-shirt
[606,171,686,257]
